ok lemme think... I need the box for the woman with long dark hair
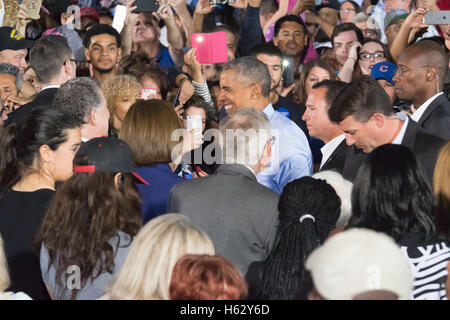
[0,108,81,300]
[348,144,450,300]
[246,176,340,300]
[36,137,143,300]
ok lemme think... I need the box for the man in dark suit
[4,36,76,126]
[328,76,445,183]
[168,108,279,275]
[393,39,450,140]
[303,80,349,173]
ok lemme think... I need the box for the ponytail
[0,108,81,190]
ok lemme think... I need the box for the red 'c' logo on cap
[380,65,388,72]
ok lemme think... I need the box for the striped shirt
[401,235,450,300]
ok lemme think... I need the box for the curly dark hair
[35,154,143,299]
[250,176,340,300]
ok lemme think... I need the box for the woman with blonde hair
[102,74,142,136]
[104,214,215,300]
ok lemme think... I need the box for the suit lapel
[322,139,347,168]
[401,117,418,150]
[418,94,447,125]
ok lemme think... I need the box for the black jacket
[320,139,349,174]
[342,118,446,184]
[4,88,58,126]
[417,93,450,140]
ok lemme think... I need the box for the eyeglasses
[359,51,385,61]
[395,65,430,76]
[64,58,77,67]
[340,8,355,14]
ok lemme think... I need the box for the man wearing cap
[306,228,413,300]
[370,60,413,114]
[0,26,33,74]
[384,9,409,47]
[80,7,100,31]
[369,0,439,44]
[303,80,349,173]
[393,40,450,140]
[371,61,398,105]
[328,76,445,183]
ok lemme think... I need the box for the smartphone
[423,11,450,24]
[172,86,182,107]
[141,88,157,100]
[133,0,160,13]
[112,4,127,33]
[186,114,203,132]
[282,56,295,87]
[24,0,42,20]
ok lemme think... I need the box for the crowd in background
[0,0,449,300]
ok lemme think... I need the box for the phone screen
[141,88,157,100]
[133,0,160,13]
[282,56,295,87]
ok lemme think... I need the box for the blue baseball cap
[370,61,398,86]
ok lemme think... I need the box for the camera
[209,0,236,5]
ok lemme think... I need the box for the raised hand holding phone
[191,32,228,64]
[141,88,158,100]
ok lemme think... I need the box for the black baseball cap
[0,27,34,52]
[73,137,150,185]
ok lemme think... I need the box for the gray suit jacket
[167,164,279,275]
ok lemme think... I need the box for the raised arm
[187,0,216,47]
[169,0,193,41]
[389,8,429,63]
[120,0,138,57]
[154,2,185,66]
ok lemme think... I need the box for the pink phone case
[191,32,228,64]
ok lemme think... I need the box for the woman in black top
[0,108,81,300]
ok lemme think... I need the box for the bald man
[393,40,450,140]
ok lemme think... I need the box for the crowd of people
[0,0,449,300]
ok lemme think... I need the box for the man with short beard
[84,24,122,85]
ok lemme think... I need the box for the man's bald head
[401,40,448,87]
